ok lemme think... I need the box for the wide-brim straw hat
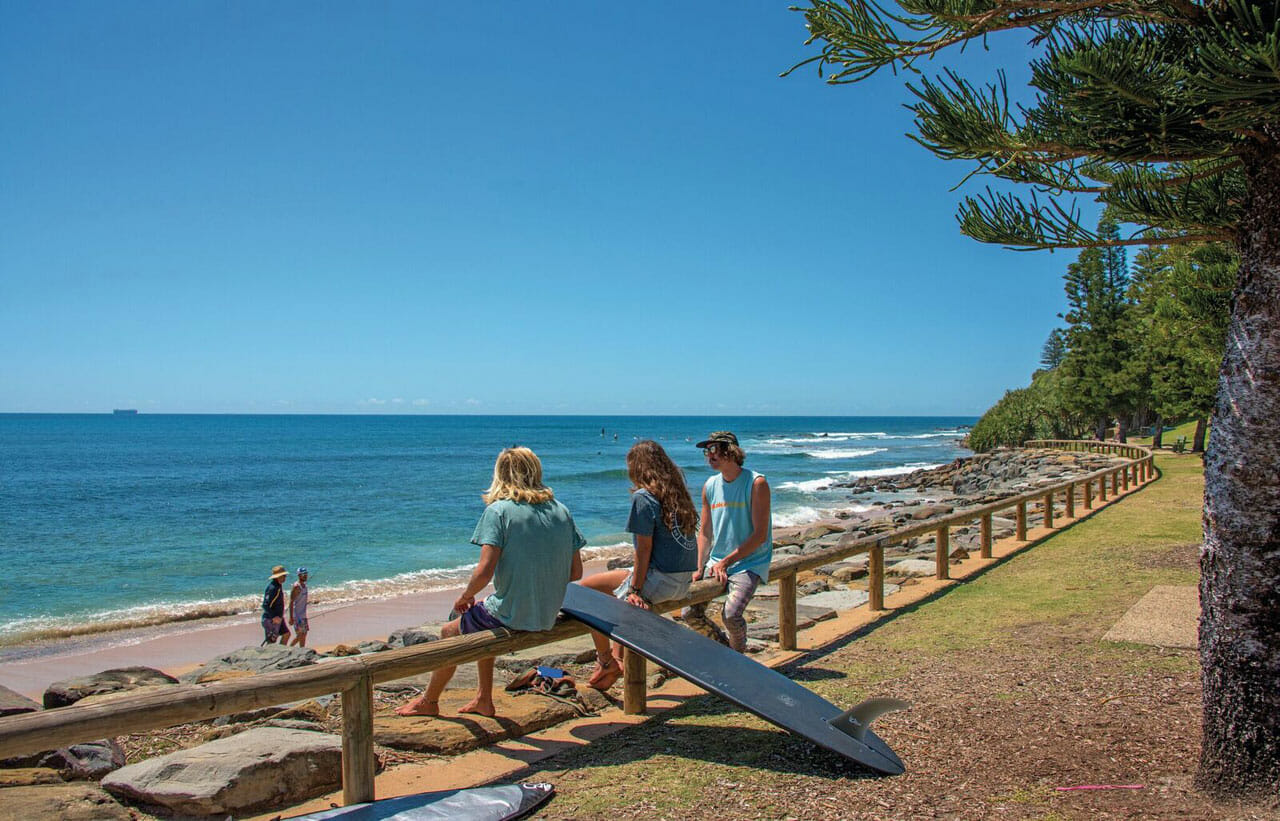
[270,565,288,579]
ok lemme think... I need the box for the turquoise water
[0,414,972,643]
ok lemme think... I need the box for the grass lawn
[518,453,1274,820]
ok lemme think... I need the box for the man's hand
[709,559,730,584]
[453,594,475,615]
[624,591,650,610]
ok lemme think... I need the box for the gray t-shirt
[625,489,698,574]
[471,498,585,631]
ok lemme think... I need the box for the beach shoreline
[0,552,640,700]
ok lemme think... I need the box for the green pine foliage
[968,368,1086,451]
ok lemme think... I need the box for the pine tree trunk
[1094,417,1107,440]
[1152,416,1164,449]
[1192,418,1207,453]
[1117,417,1128,443]
[1197,137,1280,798]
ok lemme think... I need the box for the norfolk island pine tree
[784,0,1280,799]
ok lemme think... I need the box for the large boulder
[375,689,605,756]
[43,666,177,709]
[181,644,318,683]
[0,684,40,717]
[101,727,342,816]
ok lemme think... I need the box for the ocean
[0,414,973,647]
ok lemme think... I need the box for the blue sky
[1,2,1087,416]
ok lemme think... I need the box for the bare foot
[458,697,496,717]
[394,696,440,717]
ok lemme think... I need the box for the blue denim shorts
[614,567,694,604]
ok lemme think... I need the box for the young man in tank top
[681,430,772,652]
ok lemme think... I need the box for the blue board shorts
[614,567,694,604]
[459,599,507,634]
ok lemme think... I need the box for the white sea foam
[778,477,839,492]
[802,447,888,460]
[772,506,827,527]
[842,462,943,479]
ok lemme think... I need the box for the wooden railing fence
[0,440,1155,805]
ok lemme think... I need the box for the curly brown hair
[626,440,698,538]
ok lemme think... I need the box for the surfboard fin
[828,698,911,741]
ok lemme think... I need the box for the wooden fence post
[1043,491,1054,529]
[622,648,647,715]
[980,513,992,559]
[1016,501,1027,541]
[1122,465,1130,491]
[1065,483,1075,519]
[778,572,797,651]
[341,672,376,806]
[869,544,885,611]
[935,526,950,580]
[1084,480,1093,509]
[1099,475,1108,501]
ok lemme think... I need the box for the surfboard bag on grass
[294,782,554,821]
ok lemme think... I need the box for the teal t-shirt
[704,469,772,583]
[471,498,586,631]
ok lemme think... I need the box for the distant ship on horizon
[112,409,138,415]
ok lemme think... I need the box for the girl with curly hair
[577,439,699,690]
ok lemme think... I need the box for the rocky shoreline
[0,447,1130,819]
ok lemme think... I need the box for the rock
[374,691,586,755]
[43,666,177,709]
[832,565,867,583]
[0,783,134,820]
[0,685,41,717]
[800,521,843,541]
[798,579,829,595]
[910,504,955,520]
[771,526,807,546]
[2,739,126,781]
[357,640,391,654]
[181,645,318,683]
[100,727,342,817]
[190,669,255,685]
[0,767,62,787]
[605,556,634,570]
[888,558,938,577]
[949,546,970,561]
[387,627,440,648]
[326,644,361,656]
[213,697,321,727]
[797,589,870,611]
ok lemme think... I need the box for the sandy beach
[0,556,633,700]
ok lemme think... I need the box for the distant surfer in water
[396,447,584,718]
[682,431,772,653]
[576,440,699,690]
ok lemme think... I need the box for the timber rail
[0,439,1156,806]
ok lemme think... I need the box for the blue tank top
[703,469,772,582]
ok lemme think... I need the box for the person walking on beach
[288,567,310,647]
[681,431,772,653]
[261,565,291,645]
[577,440,699,690]
[395,447,585,718]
